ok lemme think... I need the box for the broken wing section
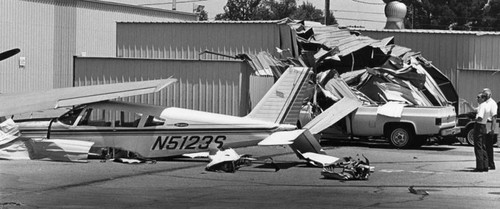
[0,79,176,117]
[303,97,362,134]
[0,138,93,162]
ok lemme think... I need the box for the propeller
[0,48,20,62]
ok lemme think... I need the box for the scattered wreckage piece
[183,148,264,173]
[25,138,94,162]
[408,186,429,195]
[0,118,21,146]
[205,148,256,173]
[0,137,93,162]
[321,155,374,180]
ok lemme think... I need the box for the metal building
[115,20,297,60]
[0,0,196,94]
[354,29,500,107]
[74,57,255,116]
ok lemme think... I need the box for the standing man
[474,93,491,172]
[482,88,498,170]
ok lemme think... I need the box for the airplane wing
[303,97,362,134]
[0,79,176,117]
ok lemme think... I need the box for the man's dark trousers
[474,123,489,171]
[486,133,497,169]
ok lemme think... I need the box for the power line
[139,0,206,6]
[351,0,385,6]
[333,9,384,15]
[335,17,386,23]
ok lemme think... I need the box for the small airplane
[14,65,362,168]
[0,48,176,161]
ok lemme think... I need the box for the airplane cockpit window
[114,111,142,127]
[144,115,165,127]
[58,107,84,125]
[78,108,112,127]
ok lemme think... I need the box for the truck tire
[464,126,474,146]
[388,125,415,149]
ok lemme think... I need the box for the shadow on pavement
[320,140,457,152]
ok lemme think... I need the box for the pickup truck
[334,105,458,148]
[302,91,460,149]
[305,61,460,149]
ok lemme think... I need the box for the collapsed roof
[242,22,458,112]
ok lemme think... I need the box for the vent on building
[384,1,407,29]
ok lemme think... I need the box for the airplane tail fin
[246,67,312,124]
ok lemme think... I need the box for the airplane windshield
[78,108,112,127]
[144,115,165,127]
[58,107,85,125]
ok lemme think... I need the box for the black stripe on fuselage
[20,126,280,134]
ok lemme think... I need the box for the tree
[215,0,262,21]
[398,0,500,31]
[215,0,336,25]
[292,2,323,23]
[253,0,296,20]
[194,5,208,21]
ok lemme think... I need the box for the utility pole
[325,0,330,25]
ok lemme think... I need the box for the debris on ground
[321,154,374,180]
[408,186,429,195]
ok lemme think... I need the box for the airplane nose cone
[277,124,297,131]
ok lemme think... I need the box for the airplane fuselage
[17,101,296,158]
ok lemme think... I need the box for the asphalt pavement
[1,141,500,209]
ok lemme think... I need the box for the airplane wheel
[388,126,415,149]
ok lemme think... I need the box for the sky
[106,0,387,29]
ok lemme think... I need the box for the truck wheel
[388,126,415,149]
[465,126,474,146]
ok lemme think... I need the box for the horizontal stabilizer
[301,152,339,167]
[304,97,362,134]
[258,129,306,146]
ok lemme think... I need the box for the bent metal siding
[74,57,253,116]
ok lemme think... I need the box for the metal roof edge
[117,20,285,24]
[349,28,500,36]
[75,56,244,63]
[81,0,196,17]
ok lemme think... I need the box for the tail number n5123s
[151,135,226,150]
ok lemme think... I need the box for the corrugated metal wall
[354,29,500,111]
[116,22,294,60]
[74,57,254,116]
[249,75,275,109]
[0,0,196,94]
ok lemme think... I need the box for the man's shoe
[489,167,496,170]
[471,169,484,172]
